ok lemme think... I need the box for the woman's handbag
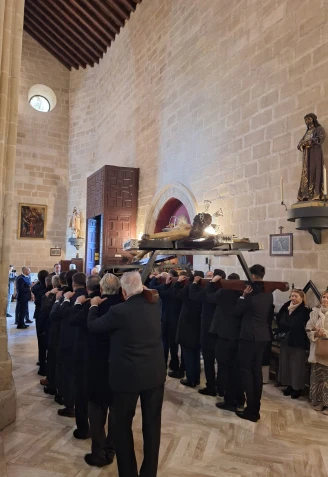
[315,338,328,358]
[273,331,290,342]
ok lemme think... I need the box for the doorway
[86,215,102,275]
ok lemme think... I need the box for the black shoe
[54,394,64,405]
[17,324,29,329]
[6,313,12,317]
[235,410,260,422]
[291,389,301,399]
[283,386,293,396]
[168,369,185,379]
[25,319,33,324]
[198,387,216,397]
[44,386,56,395]
[216,402,236,412]
[58,407,75,417]
[84,453,114,467]
[180,378,196,388]
[36,361,40,366]
[73,429,90,440]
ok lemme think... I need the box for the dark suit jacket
[207,283,242,340]
[86,294,122,404]
[189,282,217,349]
[16,274,31,302]
[88,293,166,393]
[59,287,87,350]
[234,288,273,342]
[174,282,202,349]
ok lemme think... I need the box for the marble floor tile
[2,303,328,476]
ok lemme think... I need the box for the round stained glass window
[29,95,51,112]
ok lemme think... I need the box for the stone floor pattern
[2,304,328,477]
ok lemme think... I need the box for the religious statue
[69,207,81,238]
[297,113,325,201]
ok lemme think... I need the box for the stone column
[0,0,25,431]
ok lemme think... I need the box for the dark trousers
[75,364,89,433]
[216,338,244,406]
[58,348,75,409]
[88,401,115,459]
[47,345,57,391]
[37,332,48,374]
[202,348,217,392]
[182,346,200,383]
[16,300,28,327]
[239,340,267,417]
[112,385,164,477]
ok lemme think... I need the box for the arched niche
[143,182,198,234]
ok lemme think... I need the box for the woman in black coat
[276,289,310,399]
[174,271,204,387]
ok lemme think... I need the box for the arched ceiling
[23,0,142,70]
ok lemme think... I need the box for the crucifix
[278,226,284,235]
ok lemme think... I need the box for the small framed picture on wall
[270,233,293,257]
[50,247,61,257]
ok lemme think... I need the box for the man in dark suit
[207,273,243,410]
[190,269,226,396]
[50,263,61,276]
[58,272,87,418]
[16,267,32,329]
[88,271,166,477]
[234,264,273,422]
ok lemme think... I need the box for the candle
[324,165,327,196]
[280,176,284,203]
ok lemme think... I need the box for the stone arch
[143,182,199,234]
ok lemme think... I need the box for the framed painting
[269,233,293,256]
[18,203,47,239]
[50,247,61,257]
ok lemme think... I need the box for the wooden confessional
[85,165,139,275]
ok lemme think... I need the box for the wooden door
[103,166,139,264]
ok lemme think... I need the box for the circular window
[28,84,57,112]
[29,95,50,112]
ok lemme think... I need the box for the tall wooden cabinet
[85,165,139,274]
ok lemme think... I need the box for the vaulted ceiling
[23,0,142,70]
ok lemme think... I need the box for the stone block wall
[68,0,328,305]
[12,33,70,273]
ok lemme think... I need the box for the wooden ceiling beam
[24,25,72,70]
[52,0,107,53]
[68,0,115,43]
[119,0,136,11]
[106,0,130,21]
[24,13,83,69]
[79,0,120,36]
[26,0,96,67]
[93,0,125,27]
[33,0,103,61]
[24,9,90,68]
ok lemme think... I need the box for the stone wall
[69,0,328,305]
[12,32,70,272]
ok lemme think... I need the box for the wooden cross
[278,226,284,235]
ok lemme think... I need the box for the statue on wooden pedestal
[69,207,81,238]
[297,113,325,201]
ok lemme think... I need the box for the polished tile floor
[1,303,328,476]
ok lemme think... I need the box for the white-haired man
[88,271,166,477]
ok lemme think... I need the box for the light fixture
[212,208,223,217]
[203,200,211,212]
[204,225,216,235]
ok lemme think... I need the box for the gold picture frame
[18,203,47,239]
